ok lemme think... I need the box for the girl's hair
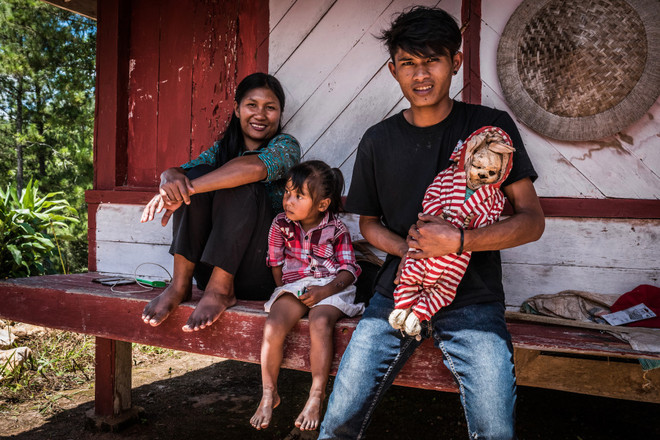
[217,72,286,165]
[287,160,344,215]
[378,6,462,61]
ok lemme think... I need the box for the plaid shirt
[267,212,361,285]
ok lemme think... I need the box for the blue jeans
[319,292,517,439]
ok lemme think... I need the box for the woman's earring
[453,70,458,75]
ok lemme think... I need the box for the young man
[319,7,544,440]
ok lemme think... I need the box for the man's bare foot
[294,390,324,431]
[141,284,192,326]
[250,389,280,430]
[181,290,236,332]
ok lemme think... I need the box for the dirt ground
[1,351,659,440]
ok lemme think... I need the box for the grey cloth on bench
[522,290,619,321]
[523,290,660,358]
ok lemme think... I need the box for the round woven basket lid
[497,0,660,141]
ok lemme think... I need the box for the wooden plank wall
[265,0,659,303]
[94,0,659,305]
[120,0,256,188]
[269,0,463,189]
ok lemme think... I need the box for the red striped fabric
[393,127,512,323]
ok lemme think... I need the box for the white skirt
[264,276,365,317]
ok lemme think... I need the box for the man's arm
[408,177,544,258]
[359,216,409,259]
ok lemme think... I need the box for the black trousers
[169,165,275,300]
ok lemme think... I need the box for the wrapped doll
[389,126,515,338]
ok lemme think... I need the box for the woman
[140,73,300,332]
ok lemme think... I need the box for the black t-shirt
[345,101,538,309]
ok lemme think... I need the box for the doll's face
[468,147,502,187]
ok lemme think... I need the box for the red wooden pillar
[86,338,142,431]
[461,0,482,105]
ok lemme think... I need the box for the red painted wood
[537,198,660,219]
[85,189,155,205]
[94,337,116,416]
[94,0,130,190]
[461,0,482,105]
[237,0,269,81]
[156,0,195,173]
[501,197,660,219]
[1,274,657,390]
[126,0,161,187]
[189,0,241,161]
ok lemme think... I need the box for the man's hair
[378,6,462,61]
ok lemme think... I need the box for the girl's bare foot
[181,290,236,332]
[294,390,324,431]
[141,284,192,326]
[250,389,281,430]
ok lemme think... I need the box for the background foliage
[1,179,78,277]
[0,0,96,274]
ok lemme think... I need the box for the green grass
[0,322,180,414]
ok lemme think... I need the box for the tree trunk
[16,75,24,195]
[35,82,46,176]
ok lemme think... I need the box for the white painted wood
[269,0,297,30]
[269,0,336,73]
[96,241,173,278]
[274,0,393,123]
[96,204,171,245]
[501,217,660,270]
[623,100,660,177]
[303,64,405,172]
[285,0,440,156]
[548,138,660,199]
[503,265,658,307]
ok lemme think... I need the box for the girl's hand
[299,284,333,308]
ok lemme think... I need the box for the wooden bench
[1,272,659,429]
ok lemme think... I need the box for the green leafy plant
[0,178,79,277]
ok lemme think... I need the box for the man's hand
[406,213,461,259]
[140,194,182,226]
[159,168,195,205]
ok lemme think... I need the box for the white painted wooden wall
[94,0,659,306]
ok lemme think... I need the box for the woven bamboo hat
[497,0,660,141]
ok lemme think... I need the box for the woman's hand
[159,167,195,205]
[299,284,334,308]
[141,194,182,226]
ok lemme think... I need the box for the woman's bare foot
[181,289,236,332]
[141,284,192,326]
[250,389,280,430]
[295,390,324,431]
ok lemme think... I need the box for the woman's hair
[378,6,462,61]
[217,72,286,165]
[287,160,344,215]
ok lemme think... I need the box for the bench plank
[1,273,659,405]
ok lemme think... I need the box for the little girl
[250,160,363,432]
